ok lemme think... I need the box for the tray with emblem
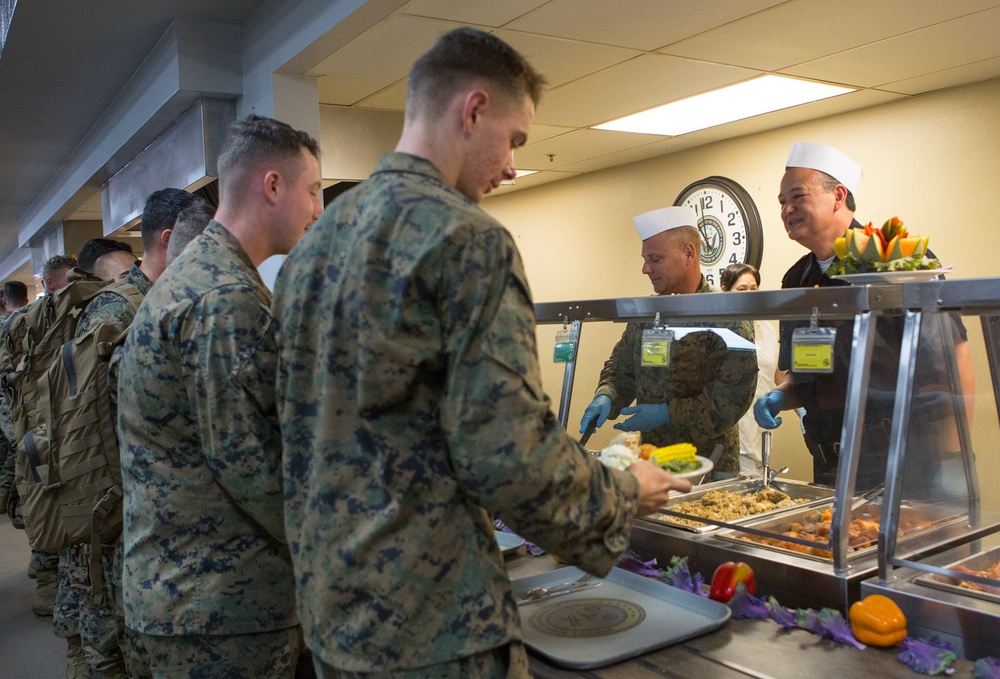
[511,566,730,669]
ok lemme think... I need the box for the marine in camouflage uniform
[53,262,152,677]
[594,277,758,473]
[0,302,60,615]
[116,220,299,676]
[0,305,28,513]
[273,152,642,675]
[0,306,13,514]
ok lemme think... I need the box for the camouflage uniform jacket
[116,220,295,635]
[595,278,758,472]
[74,262,152,338]
[272,153,641,672]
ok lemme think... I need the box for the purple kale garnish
[898,636,958,675]
[728,582,769,619]
[974,657,1000,679]
[797,607,821,634]
[616,551,664,579]
[767,596,798,630]
[816,608,866,649]
[661,556,707,596]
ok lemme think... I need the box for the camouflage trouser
[128,626,303,679]
[54,543,125,671]
[312,641,531,679]
[0,432,14,512]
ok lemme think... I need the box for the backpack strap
[80,281,143,315]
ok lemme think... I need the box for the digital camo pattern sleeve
[185,286,287,545]
[436,224,640,571]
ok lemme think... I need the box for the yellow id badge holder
[641,314,674,368]
[791,308,836,374]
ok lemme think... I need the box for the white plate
[829,266,952,285]
[495,530,525,555]
[669,455,714,480]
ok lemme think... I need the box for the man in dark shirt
[755,143,973,491]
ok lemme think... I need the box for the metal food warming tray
[717,501,965,563]
[914,544,1000,605]
[638,478,835,534]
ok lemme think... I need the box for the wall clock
[673,176,763,288]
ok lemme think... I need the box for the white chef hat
[785,142,863,195]
[632,205,699,241]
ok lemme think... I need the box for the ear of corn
[649,443,697,466]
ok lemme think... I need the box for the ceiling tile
[880,56,1000,95]
[516,128,670,170]
[495,30,641,89]
[353,78,408,109]
[489,170,580,195]
[557,135,717,174]
[524,124,575,145]
[506,0,785,51]
[662,0,1000,72]
[782,6,1000,88]
[399,0,550,27]
[311,15,461,105]
[535,53,758,128]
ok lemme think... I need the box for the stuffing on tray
[658,488,809,527]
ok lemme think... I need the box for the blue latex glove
[579,395,612,434]
[753,389,785,429]
[614,403,670,432]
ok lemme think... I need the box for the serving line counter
[534,279,998,620]
[504,552,980,678]
[860,278,1000,659]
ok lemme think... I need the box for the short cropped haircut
[816,171,857,213]
[216,115,320,199]
[667,225,702,250]
[406,27,546,119]
[77,238,134,273]
[3,281,28,306]
[43,255,77,278]
[142,189,208,252]
[166,203,216,266]
[720,263,761,291]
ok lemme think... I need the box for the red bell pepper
[709,561,756,603]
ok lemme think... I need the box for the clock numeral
[705,272,715,285]
[729,253,739,264]
[700,195,713,213]
[728,212,737,227]
[732,231,743,246]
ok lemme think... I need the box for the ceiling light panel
[594,75,855,136]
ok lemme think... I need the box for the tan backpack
[13,276,141,558]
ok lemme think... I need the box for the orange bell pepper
[849,594,907,647]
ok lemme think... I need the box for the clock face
[674,176,763,288]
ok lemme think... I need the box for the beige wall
[484,76,1000,506]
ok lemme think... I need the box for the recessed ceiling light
[594,75,856,136]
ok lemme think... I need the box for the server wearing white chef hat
[580,205,758,476]
[756,142,972,490]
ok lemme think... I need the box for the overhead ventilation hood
[101,97,234,236]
